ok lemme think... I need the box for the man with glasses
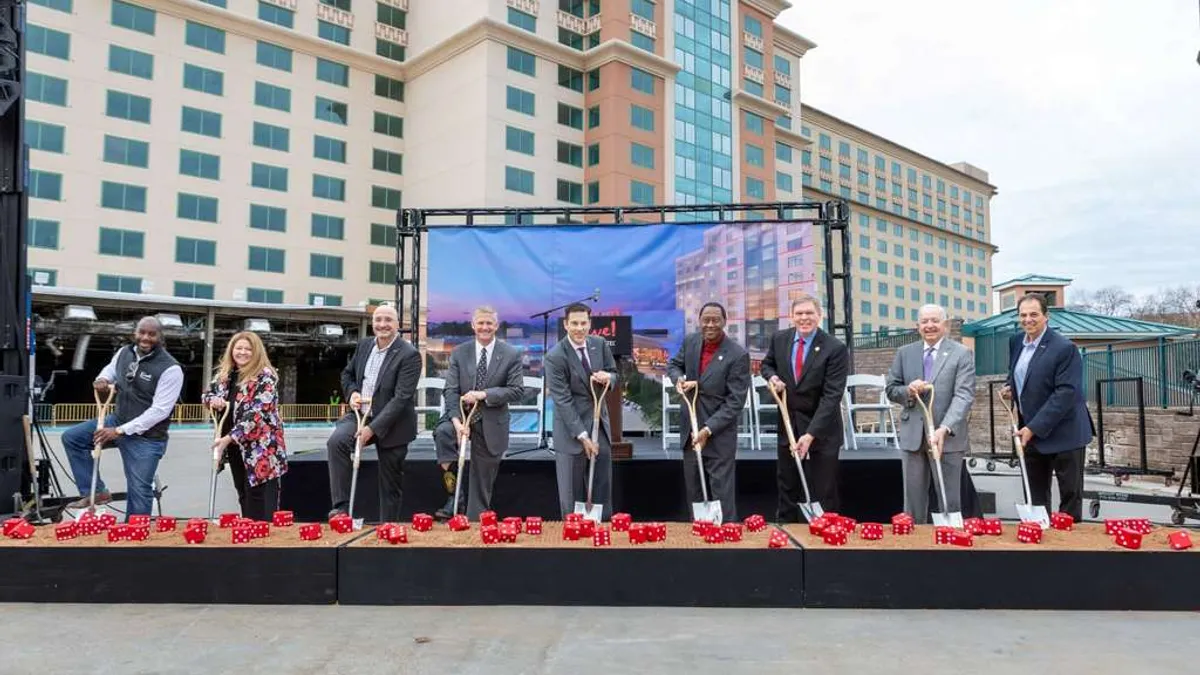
[62,316,183,518]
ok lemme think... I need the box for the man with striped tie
[760,295,850,522]
[433,306,525,520]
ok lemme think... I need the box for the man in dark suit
[433,306,525,520]
[667,302,751,521]
[544,302,618,519]
[327,304,422,522]
[1001,293,1093,520]
[760,294,849,521]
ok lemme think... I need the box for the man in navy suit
[1001,293,1094,520]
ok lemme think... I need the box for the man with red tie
[667,302,751,520]
[760,295,850,522]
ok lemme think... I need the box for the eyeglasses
[125,361,139,382]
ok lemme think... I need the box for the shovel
[768,385,824,522]
[679,380,722,525]
[452,399,480,518]
[78,385,116,522]
[915,386,963,529]
[207,402,231,522]
[1000,396,1050,529]
[573,378,609,523]
[347,397,373,530]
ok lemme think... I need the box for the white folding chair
[414,377,445,438]
[510,376,544,441]
[842,373,899,450]
[661,376,681,452]
[750,375,778,453]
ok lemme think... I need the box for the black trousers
[326,414,409,522]
[223,446,280,522]
[775,409,840,523]
[1026,446,1085,521]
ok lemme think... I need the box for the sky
[777,0,1200,300]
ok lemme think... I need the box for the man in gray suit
[544,302,618,519]
[667,302,751,520]
[885,304,976,524]
[433,306,525,520]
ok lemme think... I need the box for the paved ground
[1,604,1196,674]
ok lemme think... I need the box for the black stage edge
[0,546,342,604]
[338,545,804,607]
[802,547,1200,611]
[283,452,904,524]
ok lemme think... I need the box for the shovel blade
[692,501,723,526]
[573,501,602,523]
[932,512,951,528]
[352,517,364,531]
[946,512,964,529]
[1017,503,1050,529]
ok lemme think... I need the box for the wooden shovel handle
[767,385,798,447]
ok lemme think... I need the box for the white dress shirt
[361,336,397,406]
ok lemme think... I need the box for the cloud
[777,0,1199,297]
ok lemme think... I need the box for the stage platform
[281,436,909,524]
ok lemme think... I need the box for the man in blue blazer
[1001,293,1094,520]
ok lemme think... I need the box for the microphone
[592,288,600,303]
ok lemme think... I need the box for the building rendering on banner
[24,0,993,337]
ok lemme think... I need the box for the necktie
[578,346,592,376]
[794,337,804,382]
[475,347,488,389]
[923,346,934,382]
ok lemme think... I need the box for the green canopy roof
[962,308,1195,339]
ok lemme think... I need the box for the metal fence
[972,333,1200,408]
[852,329,920,350]
[32,403,351,427]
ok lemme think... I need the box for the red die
[1123,518,1153,535]
[628,523,648,545]
[77,519,100,537]
[835,516,858,533]
[692,520,715,537]
[563,522,582,541]
[386,525,407,544]
[185,518,209,535]
[822,526,848,546]
[128,514,150,527]
[128,525,150,542]
[934,526,956,545]
[329,513,354,534]
[55,521,79,541]
[97,513,117,530]
[271,510,295,527]
[721,522,744,542]
[183,527,206,544]
[107,525,131,543]
[231,526,253,544]
[860,523,884,541]
[1017,522,1043,544]
[565,513,583,524]
[950,531,973,547]
[1114,528,1143,550]
[376,524,396,541]
[7,520,34,539]
[480,524,500,545]
[219,513,239,529]
[981,518,1003,536]
[1050,512,1074,531]
[593,526,612,547]
[411,513,434,532]
[155,517,177,532]
[448,514,470,532]
[703,528,725,544]
[647,522,667,542]
[768,530,790,549]
[963,518,985,535]
[579,519,596,538]
[891,513,915,536]
[611,513,632,532]
[744,514,767,532]
[251,521,271,539]
[502,516,523,534]
[1168,531,1193,551]
[498,523,518,543]
[299,523,322,541]
[808,515,832,536]
[480,511,498,527]
[524,517,543,535]
[2,517,24,536]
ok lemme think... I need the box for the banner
[425,222,817,431]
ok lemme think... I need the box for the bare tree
[1067,288,1096,312]
[1091,286,1135,317]
[1132,285,1200,328]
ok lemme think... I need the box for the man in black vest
[62,317,183,517]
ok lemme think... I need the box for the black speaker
[0,375,28,515]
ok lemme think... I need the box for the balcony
[557,10,588,34]
[774,70,790,87]
[375,22,408,47]
[743,64,764,85]
[507,0,538,15]
[317,2,354,29]
[744,32,764,51]
[379,0,408,10]
[262,0,297,10]
[630,13,656,39]
[585,14,601,33]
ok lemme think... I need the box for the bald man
[62,316,183,519]
[327,304,423,522]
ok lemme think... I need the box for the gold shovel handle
[209,399,231,440]
[998,395,1026,456]
[767,385,798,447]
[589,378,610,423]
[679,380,702,439]
[459,397,479,427]
[353,397,372,431]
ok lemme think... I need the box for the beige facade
[25,0,990,339]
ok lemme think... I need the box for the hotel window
[630,180,655,205]
[98,275,142,294]
[183,64,224,95]
[507,47,536,76]
[259,1,294,28]
[103,135,149,168]
[317,59,350,87]
[175,282,214,299]
[318,21,350,46]
[249,246,286,273]
[557,141,583,167]
[505,126,534,155]
[250,204,286,232]
[98,228,144,258]
[375,75,404,102]
[315,135,348,163]
[175,237,216,265]
[559,65,584,92]
[107,90,151,123]
[185,22,225,53]
[253,122,290,151]
[374,112,404,139]
[506,86,535,116]
[26,121,63,153]
[630,68,655,94]
[505,166,534,195]
[112,1,156,34]
[507,7,536,31]
[312,214,345,240]
[315,97,349,125]
[182,107,222,138]
[371,185,400,209]
[108,45,153,80]
[29,25,70,60]
[254,82,291,112]
[745,144,764,167]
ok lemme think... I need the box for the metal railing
[852,328,920,350]
[32,403,352,426]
